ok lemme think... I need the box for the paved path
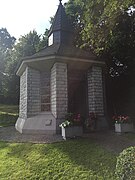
[0,126,63,144]
[0,126,135,153]
[84,131,135,153]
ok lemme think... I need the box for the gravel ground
[0,126,135,153]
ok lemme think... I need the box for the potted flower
[113,115,134,133]
[59,113,83,140]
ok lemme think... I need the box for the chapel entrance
[68,70,88,123]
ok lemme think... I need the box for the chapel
[15,0,107,134]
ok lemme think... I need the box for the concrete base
[15,112,56,135]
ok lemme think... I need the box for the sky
[0,0,68,39]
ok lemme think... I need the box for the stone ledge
[15,112,56,135]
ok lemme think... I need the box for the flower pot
[115,123,134,133]
[61,126,83,140]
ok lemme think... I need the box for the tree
[0,28,16,100]
[3,29,49,104]
[65,0,135,116]
[0,28,16,77]
[14,30,40,58]
[66,1,135,78]
[65,1,85,46]
[3,30,40,103]
[38,29,49,51]
[0,28,15,52]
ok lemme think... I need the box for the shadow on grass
[4,139,117,179]
[52,139,117,176]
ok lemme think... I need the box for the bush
[115,146,135,180]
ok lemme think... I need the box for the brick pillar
[19,66,40,118]
[87,66,108,129]
[51,63,68,131]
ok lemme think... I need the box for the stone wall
[27,67,41,117]
[19,68,27,119]
[51,62,68,129]
[87,66,104,116]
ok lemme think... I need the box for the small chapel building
[15,0,108,134]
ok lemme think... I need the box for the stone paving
[83,130,135,153]
[0,126,63,144]
[0,126,135,153]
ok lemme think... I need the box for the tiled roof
[22,43,96,60]
[48,2,72,36]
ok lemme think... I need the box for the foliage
[115,146,135,180]
[12,29,49,59]
[59,113,82,128]
[38,28,49,50]
[0,28,16,99]
[65,1,85,46]
[0,28,15,52]
[0,140,116,179]
[14,30,40,57]
[66,0,135,73]
[0,28,15,78]
[66,0,135,117]
[0,28,49,104]
[59,120,71,128]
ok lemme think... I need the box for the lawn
[0,104,18,127]
[0,104,124,179]
[0,139,117,180]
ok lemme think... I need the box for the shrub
[115,146,135,180]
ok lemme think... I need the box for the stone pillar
[51,62,68,131]
[87,66,107,129]
[16,66,41,133]
[19,66,41,118]
[19,67,28,119]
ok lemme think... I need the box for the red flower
[112,115,131,124]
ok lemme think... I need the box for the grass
[0,139,117,180]
[0,104,18,114]
[0,104,121,179]
[0,104,18,127]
